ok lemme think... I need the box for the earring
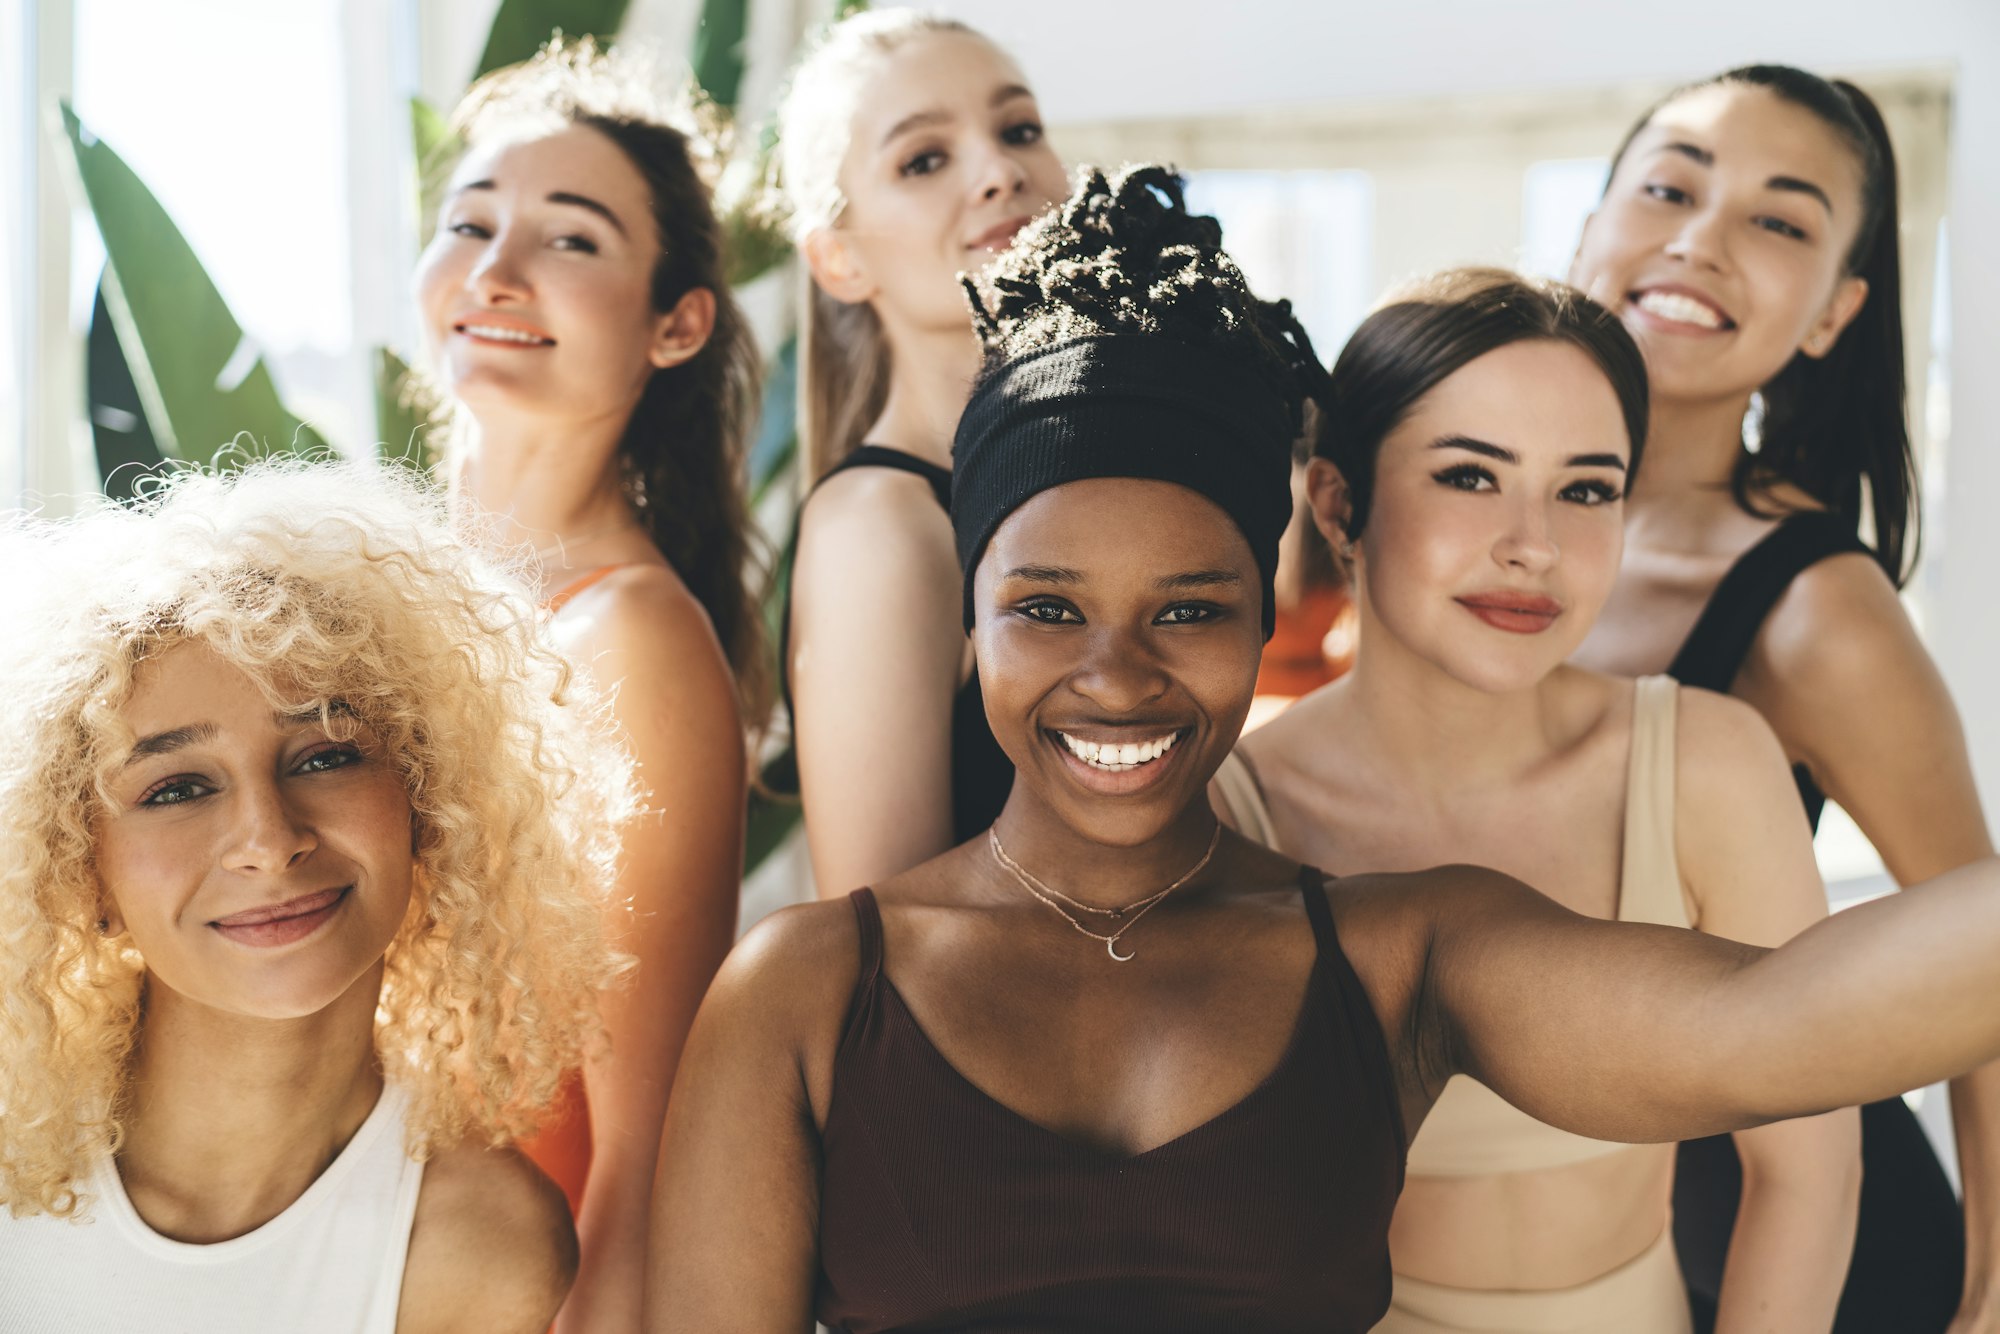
[1741,391,1766,455]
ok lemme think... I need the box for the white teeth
[1635,291,1726,330]
[1057,730,1182,772]
[460,324,551,345]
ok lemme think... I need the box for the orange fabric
[520,1072,592,1217]
[1255,585,1356,699]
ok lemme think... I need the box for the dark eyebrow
[1767,175,1834,214]
[1656,141,1715,168]
[1431,435,1517,464]
[1156,569,1241,591]
[1568,453,1628,471]
[1001,564,1083,585]
[124,723,219,766]
[449,180,628,236]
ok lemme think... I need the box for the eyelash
[1641,184,1810,241]
[1430,465,1623,505]
[446,220,600,253]
[899,121,1045,178]
[1013,598,1221,626]
[136,744,364,808]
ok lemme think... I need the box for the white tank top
[0,1083,424,1334]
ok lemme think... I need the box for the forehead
[846,31,1030,146]
[1630,84,1866,197]
[449,122,653,213]
[1393,340,1630,460]
[986,477,1257,572]
[121,641,270,729]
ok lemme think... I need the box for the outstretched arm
[1393,855,2000,1146]
[1743,554,1998,1327]
[790,470,968,896]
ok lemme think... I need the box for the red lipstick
[1455,592,1562,634]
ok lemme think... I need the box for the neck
[453,409,639,584]
[865,320,981,471]
[1333,596,1571,793]
[115,963,387,1242]
[989,792,1223,912]
[1626,390,1754,523]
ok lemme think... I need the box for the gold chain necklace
[988,823,1221,962]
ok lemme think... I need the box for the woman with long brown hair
[414,41,758,1331]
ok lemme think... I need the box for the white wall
[936,0,2000,833]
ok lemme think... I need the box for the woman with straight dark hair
[648,165,2000,1334]
[414,41,755,1331]
[1216,268,1856,1331]
[776,9,1070,895]
[1570,64,1991,1331]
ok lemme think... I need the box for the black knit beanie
[951,332,1297,639]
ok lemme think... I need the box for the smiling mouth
[1455,595,1562,634]
[1053,728,1187,773]
[967,215,1032,253]
[453,320,555,346]
[1629,288,1735,332]
[210,886,351,948]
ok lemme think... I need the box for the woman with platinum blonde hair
[777,8,1071,895]
[0,461,628,1333]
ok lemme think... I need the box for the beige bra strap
[1618,675,1690,928]
[1213,749,1280,850]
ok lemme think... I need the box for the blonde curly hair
[0,460,633,1219]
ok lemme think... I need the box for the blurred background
[5,0,1996,1167]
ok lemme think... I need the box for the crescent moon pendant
[1107,937,1135,962]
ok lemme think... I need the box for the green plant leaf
[411,96,461,245]
[475,0,631,80]
[691,0,749,113]
[86,278,169,500]
[57,104,322,464]
[373,347,439,475]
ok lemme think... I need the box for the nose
[1494,497,1560,575]
[1663,203,1730,274]
[973,140,1030,204]
[222,779,318,875]
[1068,623,1172,716]
[467,231,532,304]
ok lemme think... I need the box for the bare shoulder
[1673,682,1789,779]
[397,1143,576,1334]
[565,563,730,673]
[1756,547,1916,689]
[720,896,866,1011]
[795,464,956,584]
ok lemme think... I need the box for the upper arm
[560,574,746,1189]
[789,474,966,894]
[1744,554,1993,883]
[1675,686,1827,947]
[645,905,855,1333]
[400,1145,579,1334]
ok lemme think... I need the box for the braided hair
[964,164,1329,436]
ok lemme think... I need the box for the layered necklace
[989,821,1222,962]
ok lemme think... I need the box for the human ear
[1800,275,1868,360]
[648,287,717,370]
[1305,457,1356,559]
[801,227,877,305]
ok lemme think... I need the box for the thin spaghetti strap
[848,888,885,991]
[1298,865,1338,955]
[544,562,636,614]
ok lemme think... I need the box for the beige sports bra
[1215,674,1691,1177]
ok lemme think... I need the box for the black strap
[821,445,952,512]
[1669,511,1870,692]
[848,888,884,992]
[1668,511,1872,830]
[1298,865,1338,957]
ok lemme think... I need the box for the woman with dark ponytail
[414,41,757,1331]
[1570,65,1990,1331]
[647,163,2000,1334]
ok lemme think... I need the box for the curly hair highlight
[0,460,632,1220]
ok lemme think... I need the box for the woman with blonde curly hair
[0,461,628,1333]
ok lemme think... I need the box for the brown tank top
[814,869,1407,1333]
